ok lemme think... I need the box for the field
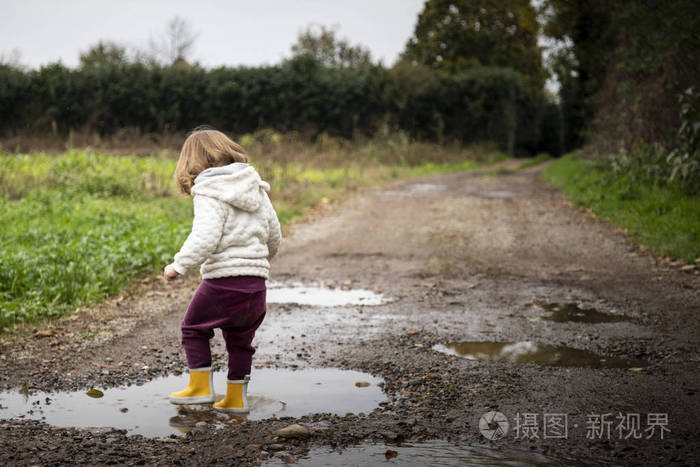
[0,136,504,331]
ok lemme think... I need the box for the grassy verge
[0,140,504,331]
[515,153,552,171]
[543,154,700,263]
[483,153,551,176]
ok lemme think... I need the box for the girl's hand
[163,264,180,281]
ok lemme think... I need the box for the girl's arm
[170,195,226,275]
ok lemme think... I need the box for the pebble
[274,451,297,463]
[156,437,178,443]
[275,424,312,439]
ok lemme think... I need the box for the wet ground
[1,160,699,465]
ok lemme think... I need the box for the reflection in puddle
[380,183,446,197]
[265,440,583,466]
[533,300,627,323]
[433,341,647,368]
[266,282,388,306]
[462,185,518,199]
[481,189,517,198]
[407,183,445,195]
[0,368,385,437]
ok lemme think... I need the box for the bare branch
[147,15,199,66]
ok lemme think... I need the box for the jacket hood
[191,163,270,212]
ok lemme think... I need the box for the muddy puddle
[462,184,520,199]
[409,183,444,193]
[433,341,647,369]
[0,368,385,437]
[265,440,585,466]
[266,282,389,306]
[379,183,446,197]
[532,300,628,323]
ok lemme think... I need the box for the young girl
[164,128,281,413]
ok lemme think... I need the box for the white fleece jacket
[169,163,282,279]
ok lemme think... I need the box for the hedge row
[0,57,561,155]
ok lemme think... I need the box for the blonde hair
[175,128,248,195]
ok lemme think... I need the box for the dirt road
[1,162,699,465]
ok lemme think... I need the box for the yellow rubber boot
[213,376,250,413]
[169,367,215,404]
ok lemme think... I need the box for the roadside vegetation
[543,154,700,264]
[544,85,699,265]
[0,135,504,331]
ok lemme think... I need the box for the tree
[402,0,544,88]
[79,41,129,68]
[541,0,699,151]
[290,24,372,68]
[0,48,25,69]
[539,0,615,149]
[148,16,199,66]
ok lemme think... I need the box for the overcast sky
[0,0,426,69]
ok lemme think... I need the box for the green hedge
[0,58,560,155]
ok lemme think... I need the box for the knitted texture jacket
[169,163,282,279]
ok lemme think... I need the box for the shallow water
[379,183,446,197]
[433,341,647,369]
[0,368,385,437]
[533,300,628,323]
[406,183,445,195]
[265,440,583,466]
[266,282,388,306]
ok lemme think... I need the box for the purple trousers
[180,276,266,380]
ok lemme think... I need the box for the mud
[1,160,699,465]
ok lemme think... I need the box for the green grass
[0,142,504,331]
[0,151,192,330]
[482,154,551,177]
[543,154,700,262]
